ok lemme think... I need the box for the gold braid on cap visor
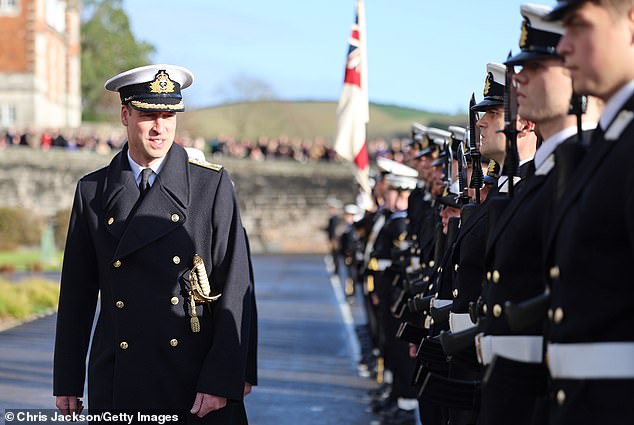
[130,100,184,110]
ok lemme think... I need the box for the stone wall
[0,147,358,253]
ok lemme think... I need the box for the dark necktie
[139,168,153,197]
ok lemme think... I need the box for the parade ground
[0,255,377,424]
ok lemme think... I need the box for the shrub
[0,279,60,320]
[0,208,44,250]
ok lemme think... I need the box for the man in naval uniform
[478,5,600,425]
[53,64,252,424]
[543,1,634,423]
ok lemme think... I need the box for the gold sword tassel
[189,291,200,333]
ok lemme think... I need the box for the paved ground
[0,255,378,424]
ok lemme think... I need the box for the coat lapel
[107,143,191,261]
[102,147,140,241]
[546,96,634,250]
[486,174,547,252]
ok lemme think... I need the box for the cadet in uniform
[543,1,634,423]
[473,63,538,193]
[367,164,419,425]
[478,5,599,424]
[53,65,252,424]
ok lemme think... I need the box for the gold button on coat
[171,214,180,223]
[548,309,553,320]
[170,297,179,305]
[550,266,560,280]
[170,339,178,347]
[454,264,459,272]
[428,284,433,291]
[113,260,122,268]
[554,307,564,324]
[172,256,180,265]
[486,271,492,281]
[119,341,128,350]
[492,270,500,283]
[556,389,566,405]
[452,289,459,298]
[107,217,114,225]
[115,301,124,309]
[493,304,502,317]
[482,304,488,315]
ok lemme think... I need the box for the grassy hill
[179,100,467,140]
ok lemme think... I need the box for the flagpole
[334,0,371,199]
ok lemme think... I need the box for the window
[0,0,19,13]
[0,105,17,127]
[46,0,65,33]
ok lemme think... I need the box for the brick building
[0,0,80,130]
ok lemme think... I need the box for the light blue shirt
[127,150,166,188]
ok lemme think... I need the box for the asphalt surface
[0,255,377,424]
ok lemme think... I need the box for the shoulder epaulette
[188,158,223,172]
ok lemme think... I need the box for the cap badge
[422,135,430,149]
[149,70,176,94]
[483,72,493,96]
[519,20,529,49]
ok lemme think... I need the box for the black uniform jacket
[450,196,494,315]
[544,96,634,424]
[482,157,560,335]
[53,143,252,422]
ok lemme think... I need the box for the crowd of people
[0,126,416,164]
[325,2,633,425]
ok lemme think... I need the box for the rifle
[469,93,484,203]
[499,52,520,198]
[568,93,587,144]
[450,126,470,206]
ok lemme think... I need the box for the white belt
[431,298,452,309]
[449,312,475,333]
[475,334,543,366]
[548,342,634,379]
[376,259,392,271]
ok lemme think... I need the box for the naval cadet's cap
[506,4,564,66]
[376,157,419,178]
[344,204,361,216]
[449,125,471,161]
[471,63,506,112]
[438,180,461,208]
[385,173,418,191]
[449,126,467,142]
[409,122,428,150]
[544,0,585,21]
[105,64,194,112]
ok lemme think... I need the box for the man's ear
[518,119,536,137]
[121,106,129,126]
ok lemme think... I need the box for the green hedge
[0,279,59,320]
